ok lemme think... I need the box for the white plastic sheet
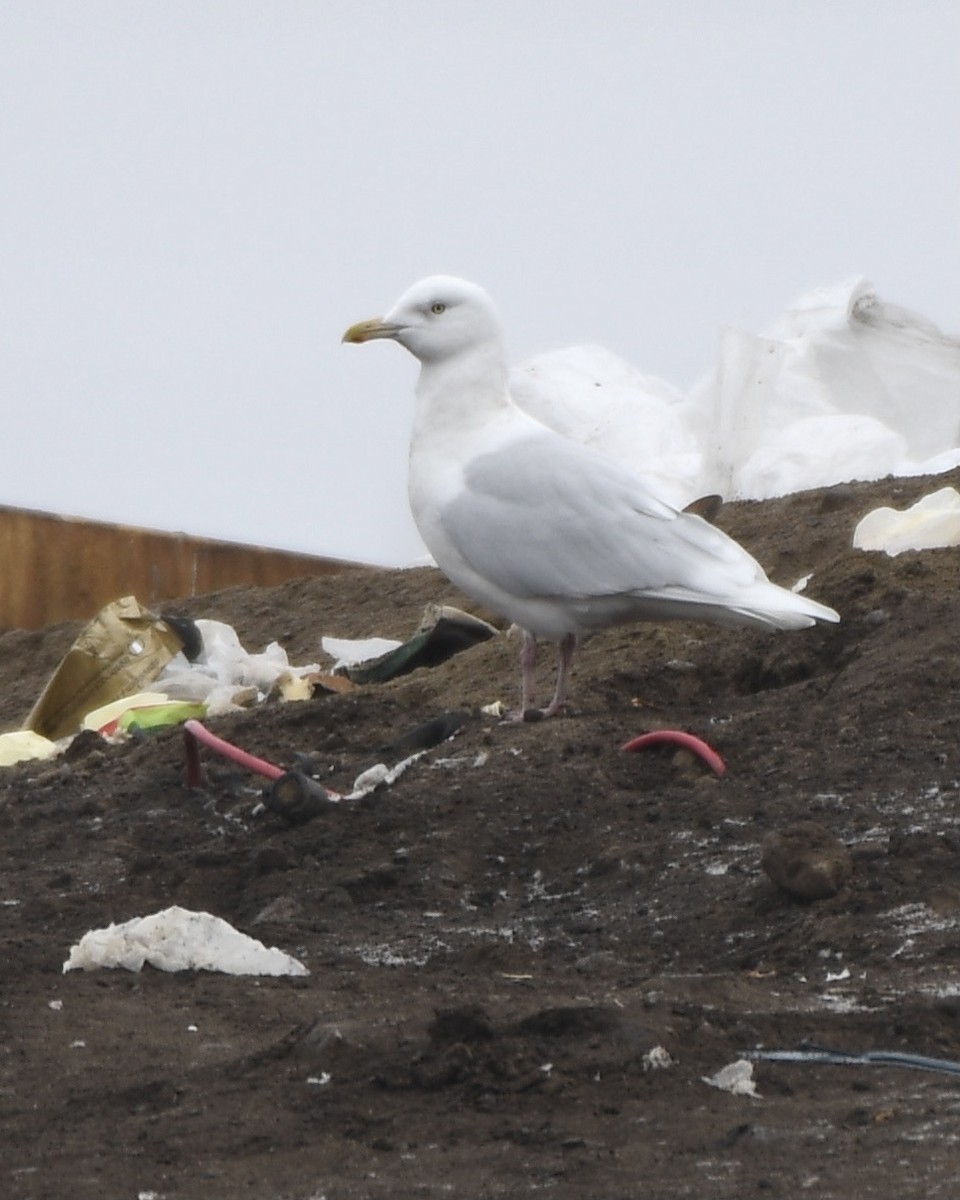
[62,906,308,976]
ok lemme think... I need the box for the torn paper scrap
[702,1059,761,1098]
[62,905,308,976]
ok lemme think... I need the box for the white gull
[344,276,839,719]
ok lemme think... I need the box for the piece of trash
[481,700,507,718]
[747,1045,960,1077]
[702,1059,761,1097]
[81,691,173,733]
[266,769,340,825]
[347,751,425,799]
[380,711,471,756]
[854,487,960,556]
[25,596,185,742]
[341,606,497,684]
[62,905,309,976]
[642,1045,675,1071]
[321,635,403,671]
[48,999,63,1011]
[0,729,60,768]
[622,729,726,776]
[182,718,287,789]
[306,673,360,695]
[157,618,319,707]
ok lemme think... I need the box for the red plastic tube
[182,718,285,788]
[621,730,726,776]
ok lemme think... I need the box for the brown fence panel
[0,506,360,631]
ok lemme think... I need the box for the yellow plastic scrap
[0,730,60,768]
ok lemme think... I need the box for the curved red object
[621,729,726,776]
[182,718,285,788]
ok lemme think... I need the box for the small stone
[761,821,852,901]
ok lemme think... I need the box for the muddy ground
[4,469,960,1198]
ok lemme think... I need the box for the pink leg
[519,629,538,713]
[503,630,577,722]
[540,633,577,719]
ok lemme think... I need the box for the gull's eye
[430,302,446,315]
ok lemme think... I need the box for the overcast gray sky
[2,1,958,566]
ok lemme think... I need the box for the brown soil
[5,470,960,1199]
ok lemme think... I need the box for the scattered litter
[307,1073,332,1086]
[379,710,471,756]
[0,729,60,767]
[825,967,851,983]
[622,729,726,776]
[265,769,340,826]
[347,751,425,799]
[48,999,63,1011]
[81,692,173,733]
[321,635,403,670]
[25,596,184,742]
[642,1045,675,1071]
[481,700,507,718]
[747,1046,960,1077]
[62,905,309,976]
[853,487,960,556]
[183,718,287,788]
[702,1059,761,1098]
[433,750,490,770]
[157,618,319,708]
[339,606,497,684]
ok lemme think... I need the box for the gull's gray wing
[441,432,760,604]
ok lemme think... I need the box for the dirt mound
[4,470,960,1198]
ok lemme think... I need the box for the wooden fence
[0,505,363,631]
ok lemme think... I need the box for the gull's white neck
[411,339,513,445]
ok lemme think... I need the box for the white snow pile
[515,278,960,552]
[62,906,308,977]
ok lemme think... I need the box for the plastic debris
[339,606,497,684]
[156,618,319,709]
[505,279,960,509]
[747,1046,960,1077]
[25,596,184,742]
[0,729,60,767]
[265,770,339,825]
[702,1059,761,1098]
[82,691,173,733]
[853,486,960,556]
[642,1046,675,1071]
[693,279,960,502]
[321,635,403,671]
[379,711,471,756]
[62,905,308,976]
[182,719,340,808]
[622,729,726,776]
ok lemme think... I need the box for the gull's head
[342,275,504,365]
